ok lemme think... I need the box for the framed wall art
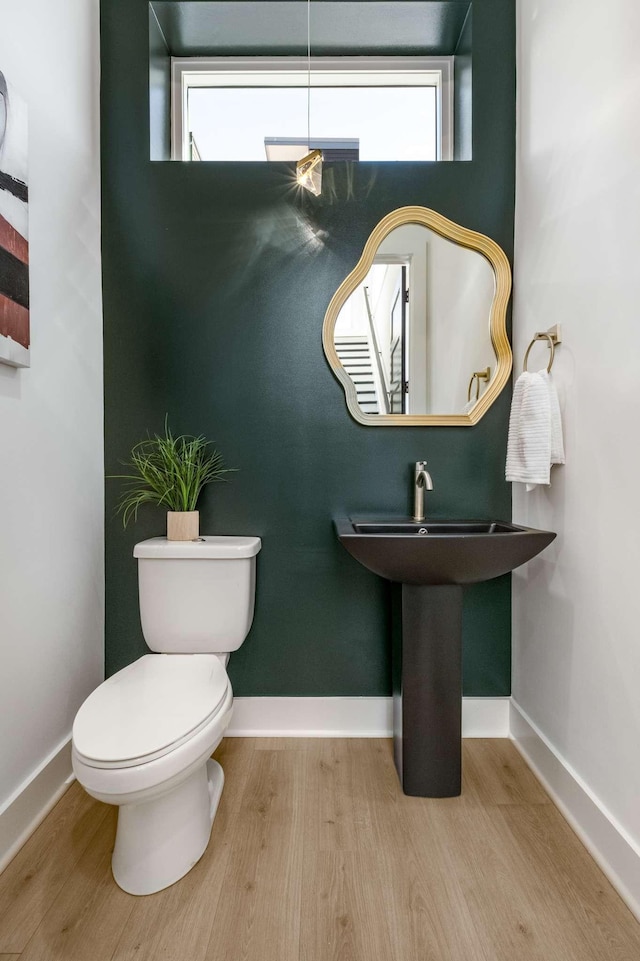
[0,68,29,368]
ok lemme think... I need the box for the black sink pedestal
[392,584,463,798]
[335,514,557,798]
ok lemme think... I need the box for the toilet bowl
[72,536,260,896]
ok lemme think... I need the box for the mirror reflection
[323,206,512,427]
[333,223,497,417]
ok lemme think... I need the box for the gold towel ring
[467,367,491,402]
[523,332,555,373]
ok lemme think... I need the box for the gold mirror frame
[322,206,513,426]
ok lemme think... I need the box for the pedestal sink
[335,516,556,798]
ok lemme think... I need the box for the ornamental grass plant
[111,420,234,528]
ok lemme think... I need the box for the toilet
[72,534,261,896]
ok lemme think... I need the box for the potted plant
[111,420,234,540]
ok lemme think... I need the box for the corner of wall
[0,739,74,874]
[510,701,640,923]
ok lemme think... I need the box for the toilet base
[112,759,224,896]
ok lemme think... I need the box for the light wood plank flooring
[0,738,639,960]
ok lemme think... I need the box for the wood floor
[0,738,639,961]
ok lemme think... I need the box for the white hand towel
[540,369,565,466]
[506,370,557,489]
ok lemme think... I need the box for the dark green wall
[454,5,472,160]
[102,0,515,696]
[149,6,171,160]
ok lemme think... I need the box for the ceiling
[150,1,472,57]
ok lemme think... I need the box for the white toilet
[72,534,261,896]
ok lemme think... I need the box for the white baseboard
[462,697,511,737]
[0,736,74,874]
[227,696,510,738]
[510,701,640,922]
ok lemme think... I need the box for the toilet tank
[133,536,261,654]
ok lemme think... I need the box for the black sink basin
[335,516,556,585]
[352,520,516,535]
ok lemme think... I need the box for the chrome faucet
[413,461,433,522]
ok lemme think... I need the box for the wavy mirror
[322,207,512,426]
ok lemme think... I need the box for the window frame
[170,56,454,162]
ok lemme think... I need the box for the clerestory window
[171,57,454,162]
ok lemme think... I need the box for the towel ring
[467,367,491,403]
[523,333,555,373]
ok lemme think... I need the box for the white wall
[514,0,640,856]
[424,230,494,414]
[368,263,399,389]
[378,224,495,414]
[378,226,428,409]
[0,0,103,824]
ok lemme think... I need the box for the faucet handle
[415,460,428,470]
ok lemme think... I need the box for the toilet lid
[72,655,229,765]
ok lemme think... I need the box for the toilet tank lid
[134,535,261,559]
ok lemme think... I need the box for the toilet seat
[72,681,233,803]
[72,654,229,769]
